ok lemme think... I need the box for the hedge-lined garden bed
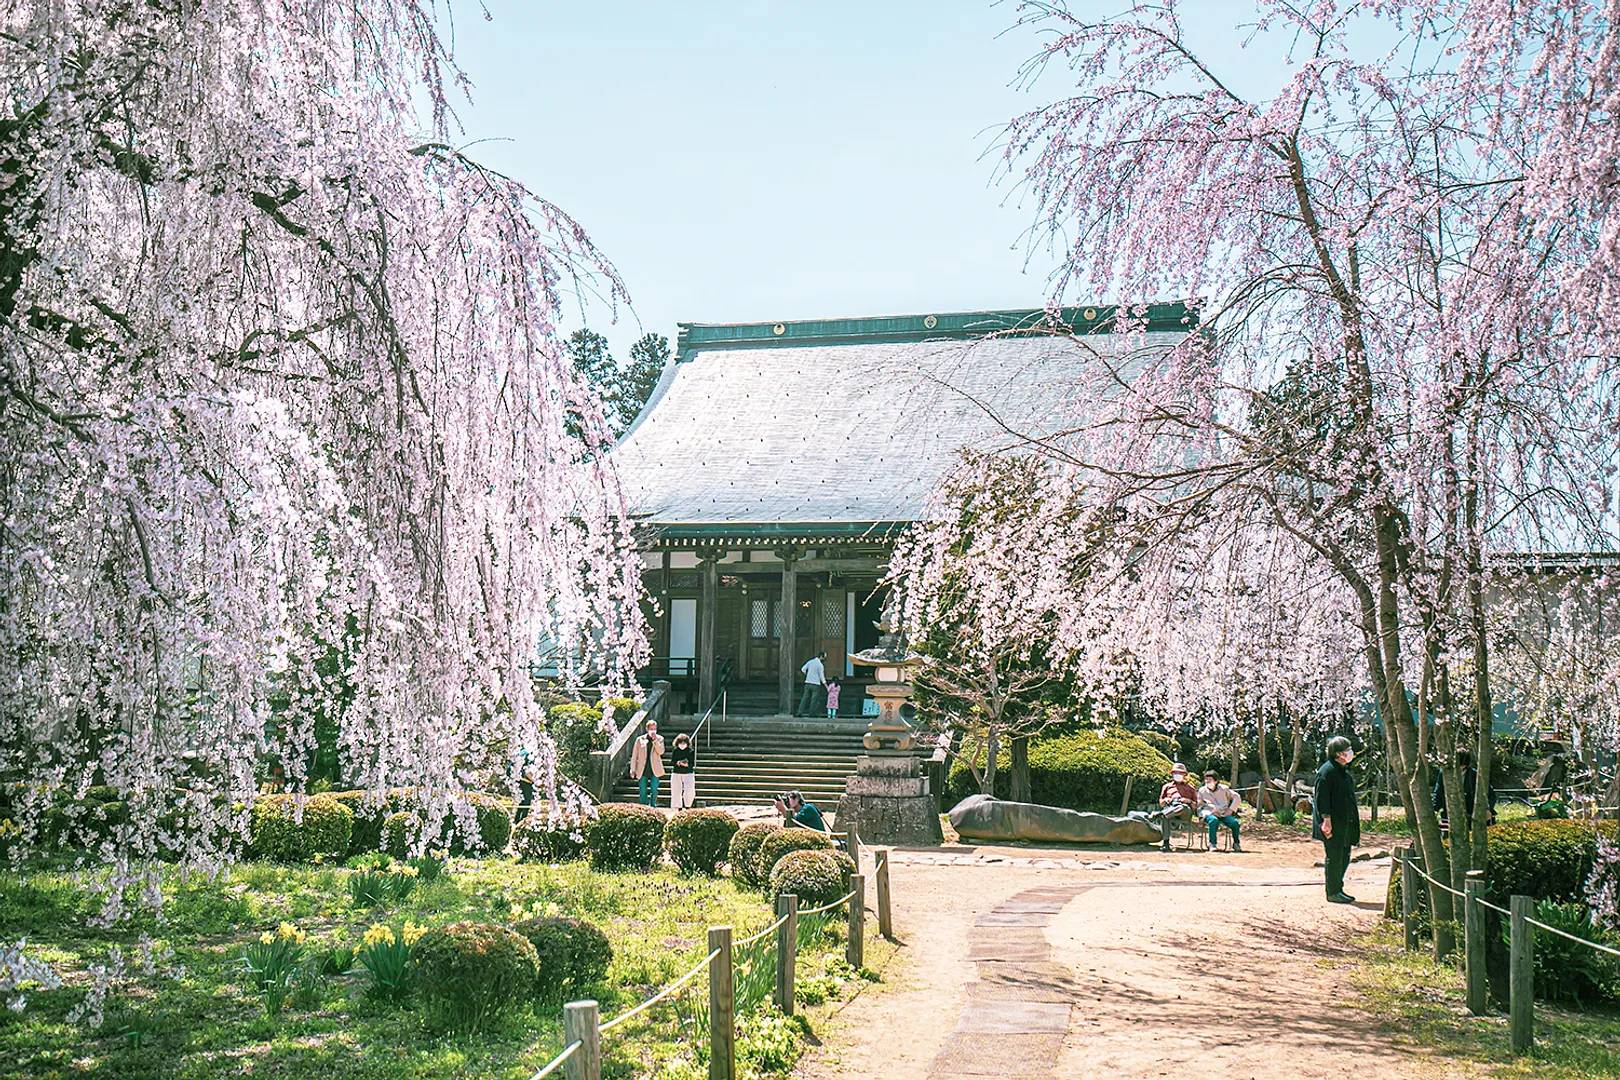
[945,728,1174,813]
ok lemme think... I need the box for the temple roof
[613,305,1195,540]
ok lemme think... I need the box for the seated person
[1197,770,1243,852]
[1157,762,1199,852]
[774,790,827,833]
[1431,748,1497,825]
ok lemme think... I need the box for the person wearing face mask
[1197,770,1243,851]
[1312,735,1362,904]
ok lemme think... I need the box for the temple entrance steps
[609,718,867,810]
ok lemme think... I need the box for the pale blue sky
[442,2,1273,363]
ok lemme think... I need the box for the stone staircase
[610,717,867,810]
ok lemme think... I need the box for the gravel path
[801,835,1470,1080]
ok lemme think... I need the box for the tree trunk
[982,727,1001,796]
[1283,726,1304,816]
[1010,735,1031,804]
[1255,705,1272,819]
[1230,737,1241,786]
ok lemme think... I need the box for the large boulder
[948,794,1161,845]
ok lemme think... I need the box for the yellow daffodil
[402,921,427,945]
[259,931,276,944]
[362,924,395,948]
[397,865,418,878]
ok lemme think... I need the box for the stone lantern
[833,621,943,845]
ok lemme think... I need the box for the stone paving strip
[926,884,1087,1080]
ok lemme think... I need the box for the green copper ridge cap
[675,302,1195,356]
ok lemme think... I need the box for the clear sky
[439,1,1074,362]
[442,2,1275,364]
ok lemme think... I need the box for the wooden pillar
[1464,870,1487,1016]
[778,551,798,715]
[876,849,893,941]
[775,893,798,1016]
[699,551,720,708]
[562,1000,600,1080]
[847,872,866,969]
[708,926,735,1080]
[1509,895,1533,1054]
[660,550,672,667]
[1401,848,1421,953]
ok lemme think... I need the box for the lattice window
[822,594,844,638]
[751,599,770,639]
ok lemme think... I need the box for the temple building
[613,304,1195,716]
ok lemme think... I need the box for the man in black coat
[1312,735,1361,904]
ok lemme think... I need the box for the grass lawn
[0,856,889,1080]
[1351,924,1620,1079]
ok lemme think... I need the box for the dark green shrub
[329,789,414,854]
[513,916,614,1005]
[548,703,615,785]
[757,830,833,886]
[769,849,847,908]
[382,811,415,858]
[249,794,353,861]
[1485,820,1618,904]
[379,796,512,858]
[946,728,1173,814]
[729,822,781,887]
[513,810,589,862]
[1515,901,1620,1004]
[665,809,740,875]
[584,803,665,871]
[459,794,513,854]
[411,921,539,1032]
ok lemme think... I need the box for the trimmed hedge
[1485,819,1618,904]
[514,810,590,863]
[728,822,780,887]
[330,789,415,855]
[249,794,354,862]
[757,830,833,886]
[411,921,539,1032]
[514,916,613,1005]
[769,849,848,908]
[946,728,1173,814]
[585,803,665,871]
[666,809,740,876]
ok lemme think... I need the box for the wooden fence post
[875,848,893,941]
[775,894,798,1016]
[845,823,860,862]
[708,926,735,1080]
[1400,847,1421,953]
[1509,895,1534,1054]
[1119,775,1135,816]
[1464,870,1487,1016]
[847,872,865,970]
[562,999,600,1080]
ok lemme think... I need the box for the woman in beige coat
[629,720,665,806]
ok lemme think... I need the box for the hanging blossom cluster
[0,1,647,893]
[993,0,1618,812]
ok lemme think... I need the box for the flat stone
[968,940,1052,963]
[975,911,1051,927]
[967,971,1077,1002]
[855,754,921,777]
[928,1032,1064,1074]
[949,794,1161,846]
[994,901,1068,914]
[954,1000,1072,1034]
[844,774,927,797]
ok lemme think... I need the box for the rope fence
[1394,841,1619,1056]
[535,845,896,1080]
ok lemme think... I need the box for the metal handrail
[690,661,734,750]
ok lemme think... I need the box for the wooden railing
[586,681,670,802]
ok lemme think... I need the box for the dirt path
[800,832,1471,1080]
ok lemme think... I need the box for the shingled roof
[613,305,1194,541]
